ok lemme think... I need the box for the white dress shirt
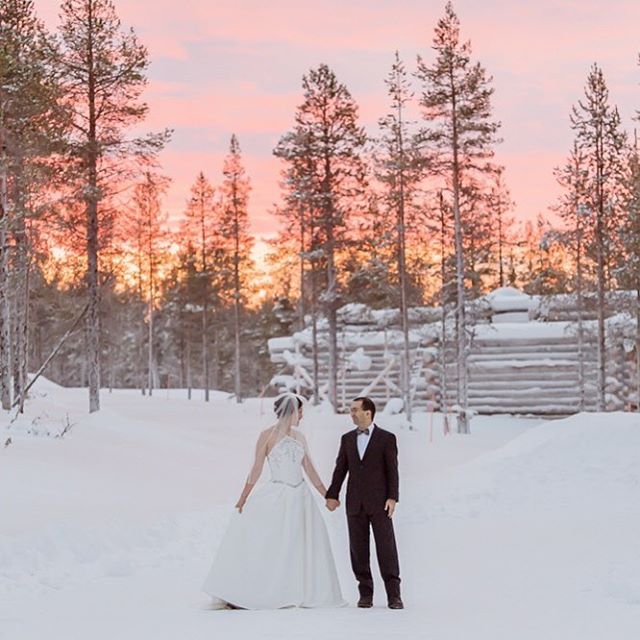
[357,423,375,459]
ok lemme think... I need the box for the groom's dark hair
[353,396,376,419]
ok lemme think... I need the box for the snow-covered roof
[482,287,533,313]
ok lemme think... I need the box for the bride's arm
[300,434,327,497]
[236,430,270,513]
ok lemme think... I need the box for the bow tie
[357,428,370,436]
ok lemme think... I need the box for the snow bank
[2,381,639,640]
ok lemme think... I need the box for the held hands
[325,498,340,512]
[325,498,394,514]
[385,499,397,518]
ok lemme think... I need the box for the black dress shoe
[388,597,404,609]
[357,596,373,608]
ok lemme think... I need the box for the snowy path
[2,381,639,639]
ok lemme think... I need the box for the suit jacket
[325,424,399,516]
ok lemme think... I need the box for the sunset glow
[34,0,640,248]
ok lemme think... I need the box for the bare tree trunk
[211,318,219,390]
[298,204,306,330]
[323,145,339,412]
[108,338,115,393]
[147,286,154,396]
[398,220,411,423]
[497,203,505,288]
[11,218,23,406]
[86,6,101,413]
[451,108,469,434]
[186,326,192,400]
[202,301,209,401]
[233,293,241,401]
[18,245,30,413]
[595,133,607,411]
[9,293,18,406]
[576,213,586,412]
[0,140,12,410]
[439,192,449,425]
[147,234,155,396]
[396,94,412,423]
[11,224,28,412]
[636,287,640,412]
[233,205,242,403]
[326,245,338,411]
[12,163,29,412]
[85,228,101,413]
[179,326,185,387]
[198,192,211,402]
[310,259,320,405]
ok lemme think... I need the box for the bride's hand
[235,498,246,513]
[326,498,340,512]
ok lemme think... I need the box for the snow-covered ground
[1,379,639,639]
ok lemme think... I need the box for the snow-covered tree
[272,128,326,404]
[220,134,254,402]
[487,169,514,288]
[554,142,592,410]
[0,0,60,411]
[617,132,640,410]
[274,64,367,411]
[161,244,201,399]
[374,51,424,421]
[56,0,170,412]
[570,63,628,410]
[180,172,221,401]
[127,171,170,395]
[415,2,501,432]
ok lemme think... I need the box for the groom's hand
[385,499,396,518]
[326,498,340,512]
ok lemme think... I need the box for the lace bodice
[267,436,305,486]
[244,428,325,492]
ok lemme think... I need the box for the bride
[202,392,346,609]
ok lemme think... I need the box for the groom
[325,396,403,609]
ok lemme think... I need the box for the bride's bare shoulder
[258,425,278,440]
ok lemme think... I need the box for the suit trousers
[347,508,401,600]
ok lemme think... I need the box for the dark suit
[326,424,401,600]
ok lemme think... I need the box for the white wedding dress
[202,431,346,609]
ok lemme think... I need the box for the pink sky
[37,0,640,256]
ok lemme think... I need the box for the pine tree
[487,169,514,288]
[274,64,367,411]
[0,0,60,410]
[180,171,220,401]
[459,177,497,298]
[161,244,201,399]
[56,0,170,412]
[343,194,398,308]
[618,132,640,410]
[570,63,627,410]
[415,2,501,433]
[273,129,315,330]
[128,171,170,396]
[375,51,424,421]
[554,142,592,410]
[272,129,323,402]
[516,216,571,295]
[220,134,253,402]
